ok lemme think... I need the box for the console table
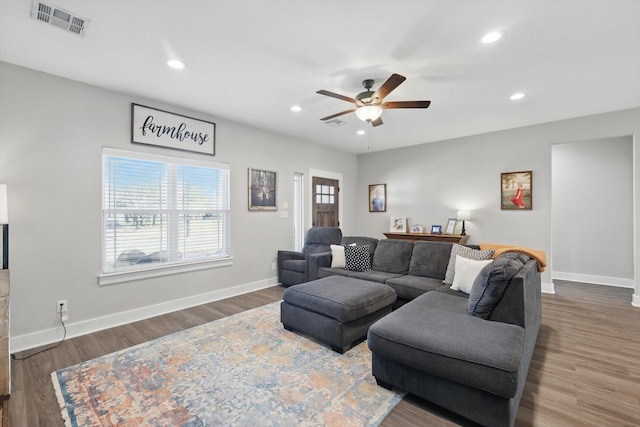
[384,232,469,245]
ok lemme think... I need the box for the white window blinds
[102,148,230,274]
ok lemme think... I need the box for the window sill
[98,257,234,286]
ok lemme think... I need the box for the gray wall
[552,137,634,285]
[0,62,358,350]
[2,61,639,350]
[356,108,640,299]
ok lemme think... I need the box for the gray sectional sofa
[304,236,542,427]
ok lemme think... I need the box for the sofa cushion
[367,291,525,398]
[444,244,495,285]
[330,244,346,268]
[318,266,351,278]
[341,236,378,257]
[408,241,453,279]
[344,245,372,272]
[347,270,404,284]
[372,239,414,274]
[468,252,531,319]
[385,275,445,300]
[330,243,356,268]
[450,255,493,294]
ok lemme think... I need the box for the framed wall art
[369,184,386,212]
[390,216,406,232]
[131,103,216,155]
[501,171,532,210]
[248,168,277,211]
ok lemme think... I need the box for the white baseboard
[11,277,279,353]
[552,271,635,289]
[541,281,555,294]
[633,294,640,308]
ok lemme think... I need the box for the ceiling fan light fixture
[355,105,382,122]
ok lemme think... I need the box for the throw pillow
[330,243,356,268]
[451,255,493,294]
[444,244,495,285]
[344,245,372,272]
[468,252,531,319]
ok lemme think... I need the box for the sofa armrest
[277,250,304,282]
[307,251,332,281]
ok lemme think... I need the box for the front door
[312,177,339,227]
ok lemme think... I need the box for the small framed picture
[248,168,277,211]
[445,218,457,235]
[369,184,386,212]
[411,224,424,233]
[390,216,406,232]
[431,225,442,234]
[501,171,532,210]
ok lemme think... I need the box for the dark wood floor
[9,281,640,426]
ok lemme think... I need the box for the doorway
[551,136,634,288]
[312,176,339,227]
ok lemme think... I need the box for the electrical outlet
[271,262,276,271]
[57,299,68,313]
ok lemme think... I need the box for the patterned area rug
[52,301,404,426]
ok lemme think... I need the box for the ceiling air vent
[324,119,347,127]
[31,1,89,37]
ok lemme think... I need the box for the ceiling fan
[316,73,431,127]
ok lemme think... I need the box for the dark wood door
[312,177,339,227]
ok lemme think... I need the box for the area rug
[51,301,404,426]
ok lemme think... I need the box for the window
[315,184,335,204]
[102,148,230,275]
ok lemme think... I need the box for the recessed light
[356,130,366,135]
[290,105,301,112]
[481,31,502,44]
[166,59,185,70]
[510,92,525,100]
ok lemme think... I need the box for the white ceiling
[1,0,639,154]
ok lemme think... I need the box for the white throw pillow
[330,243,356,268]
[451,255,493,294]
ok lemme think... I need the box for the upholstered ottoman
[281,276,396,353]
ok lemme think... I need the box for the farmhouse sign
[131,103,216,155]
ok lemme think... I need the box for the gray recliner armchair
[277,227,342,287]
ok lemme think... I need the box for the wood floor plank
[8,281,640,426]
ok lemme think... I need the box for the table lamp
[457,210,470,236]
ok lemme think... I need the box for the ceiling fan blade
[382,100,431,109]
[373,73,406,101]
[316,90,357,104]
[319,109,356,121]
[371,117,383,127]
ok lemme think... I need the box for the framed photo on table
[445,218,457,235]
[390,216,406,232]
[431,225,442,234]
